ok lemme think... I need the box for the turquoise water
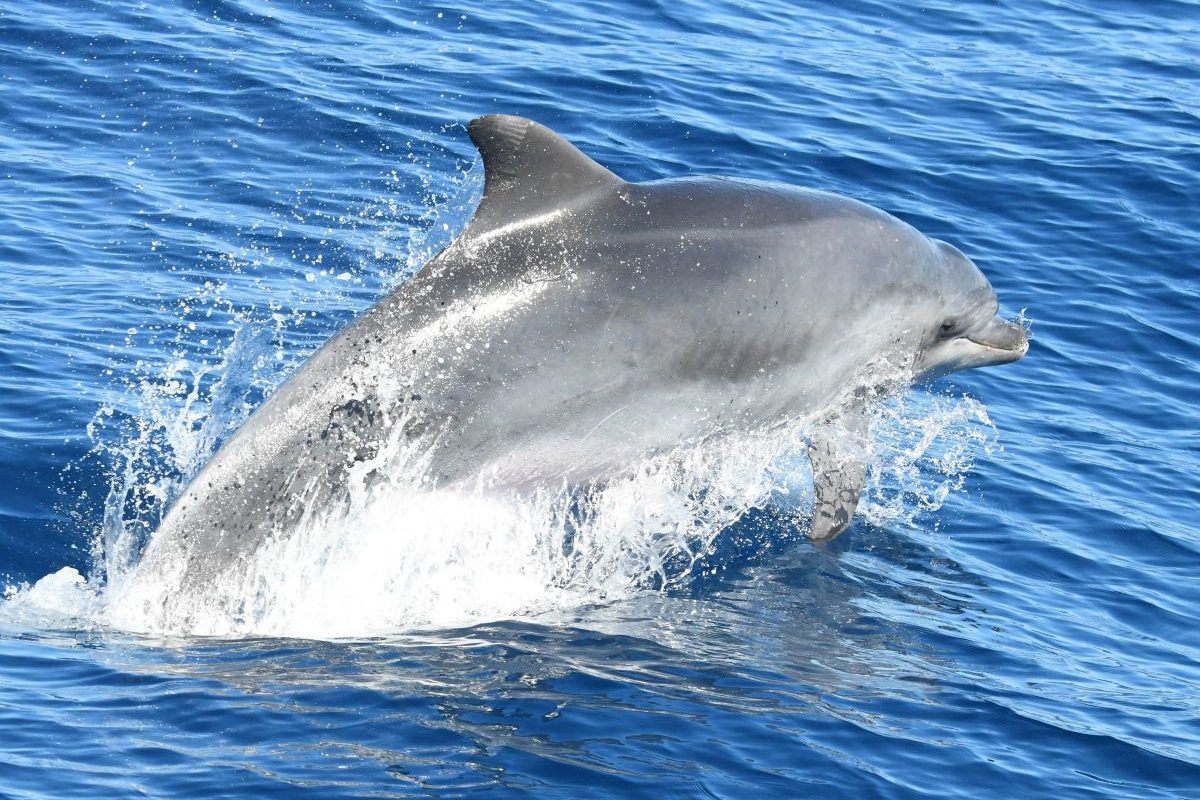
[1,0,1198,797]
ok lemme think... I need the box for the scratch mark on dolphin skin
[581,404,630,443]
[472,209,568,246]
[406,282,551,353]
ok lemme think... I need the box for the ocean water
[1,0,1198,796]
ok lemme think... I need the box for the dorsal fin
[465,115,621,235]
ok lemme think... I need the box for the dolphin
[122,114,1027,611]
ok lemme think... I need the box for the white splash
[5,382,995,639]
[99,415,808,637]
[0,568,99,629]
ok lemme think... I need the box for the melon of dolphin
[126,115,1028,607]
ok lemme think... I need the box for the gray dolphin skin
[131,114,1028,600]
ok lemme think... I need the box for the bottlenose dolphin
[125,114,1027,607]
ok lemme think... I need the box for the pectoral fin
[808,411,869,541]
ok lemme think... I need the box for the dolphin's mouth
[966,317,1029,361]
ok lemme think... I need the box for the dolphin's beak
[967,316,1029,363]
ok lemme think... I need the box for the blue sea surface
[2,0,1198,797]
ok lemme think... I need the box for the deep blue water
[2,0,1198,797]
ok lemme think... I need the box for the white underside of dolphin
[118,115,1028,626]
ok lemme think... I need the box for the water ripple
[1,0,1197,797]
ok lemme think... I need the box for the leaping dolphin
[124,115,1028,609]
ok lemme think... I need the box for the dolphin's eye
[939,317,961,339]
